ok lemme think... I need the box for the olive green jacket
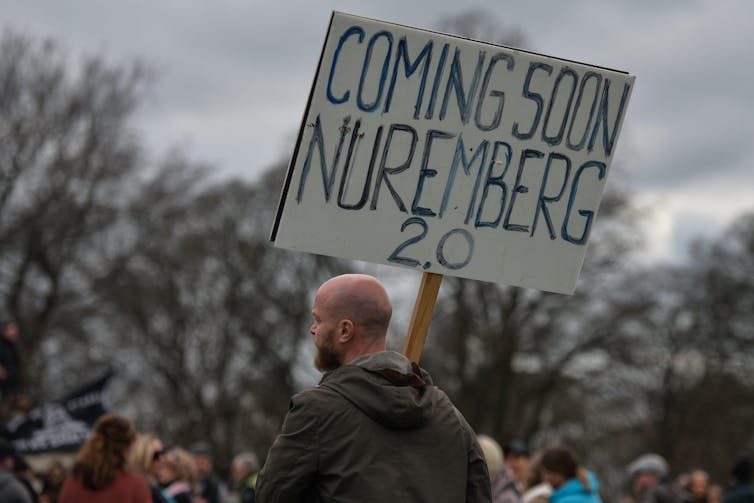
[256,351,490,503]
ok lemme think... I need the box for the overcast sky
[4,0,753,264]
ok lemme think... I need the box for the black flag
[2,371,113,454]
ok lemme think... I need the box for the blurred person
[190,442,225,503]
[256,273,490,502]
[540,445,602,503]
[687,470,711,503]
[708,485,723,503]
[13,454,40,502]
[0,438,33,503]
[504,440,531,490]
[627,453,684,503]
[231,452,259,503]
[128,432,170,503]
[724,456,754,503]
[58,413,150,503]
[39,459,67,503]
[478,434,521,503]
[0,320,24,416]
[522,450,552,503]
[156,447,197,503]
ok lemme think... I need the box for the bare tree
[0,31,146,400]
[92,159,348,471]
[435,9,527,48]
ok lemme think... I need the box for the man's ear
[338,319,354,343]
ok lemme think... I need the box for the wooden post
[402,272,444,362]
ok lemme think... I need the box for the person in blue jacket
[540,445,602,503]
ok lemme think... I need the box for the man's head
[0,439,16,472]
[731,456,753,486]
[503,440,530,485]
[190,442,213,478]
[688,469,709,500]
[310,274,392,372]
[628,453,668,495]
[232,451,259,484]
[1,321,18,343]
[540,445,577,490]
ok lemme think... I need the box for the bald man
[256,274,490,503]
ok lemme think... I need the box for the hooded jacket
[550,471,602,503]
[256,351,490,503]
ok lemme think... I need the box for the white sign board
[271,12,635,294]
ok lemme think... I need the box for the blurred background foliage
[1,11,753,500]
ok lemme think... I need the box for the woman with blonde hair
[128,432,169,503]
[156,447,197,503]
[59,413,150,502]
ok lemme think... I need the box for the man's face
[689,474,709,498]
[508,454,529,484]
[2,323,18,342]
[633,473,661,494]
[195,455,212,477]
[311,292,341,372]
[232,463,246,484]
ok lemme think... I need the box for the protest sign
[271,11,635,295]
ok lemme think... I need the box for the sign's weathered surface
[271,12,635,294]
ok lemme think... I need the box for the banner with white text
[3,372,112,454]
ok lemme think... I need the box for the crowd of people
[1,276,754,502]
[0,413,260,503]
[476,435,754,503]
[1,417,752,503]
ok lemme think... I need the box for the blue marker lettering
[565,71,602,151]
[370,124,417,212]
[327,27,364,105]
[440,48,486,124]
[412,129,455,217]
[542,67,578,147]
[384,38,433,118]
[512,62,553,140]
[503,149,544,232]
[474,52,514,131]
[357,31,393,112]
[587,79,631,156]
[531,152,571,239]
[562,160,606,244]
[475,141,512,228]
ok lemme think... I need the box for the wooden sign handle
[402,272,444,363]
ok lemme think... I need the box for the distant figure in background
[0,320,24,417]
[231,452,259,503]
[522,450,553,503]
[708,484,723,503]
[39,459,67,503]
[0,438,32,503]
[478,434,522,503]
[129,432,170,503]
[504,440,531,491]
[540,445,602,503]
[13,454,39,503]
[686,469,711,503]
[627,453,683,503]
[191,443,225,503]
[724,456,754,503]
[58,413,150,503]
[156,447,197,503]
